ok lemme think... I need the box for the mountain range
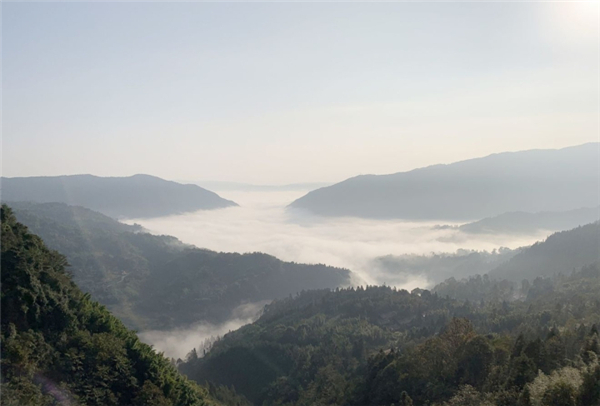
[487,221,600,282]
[3,196,600,406]
[1,174,237,219]
[457,206,599,235]
[289,143,599,220]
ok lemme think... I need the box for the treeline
[357,319,599,405]
[180,265,600,405]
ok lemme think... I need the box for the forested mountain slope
[488,221,600,282]
[180,265,600,406]
[1,174,237,218]
[289,143,599,220]
[371,220,599,289]
[0,205,216,406]
[10,202,351,330]
[373,248,520,287]
[457,207,599,235]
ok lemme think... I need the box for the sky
[2,1,599,184]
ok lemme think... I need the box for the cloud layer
[127,190,546,289]
[129,189,551,357]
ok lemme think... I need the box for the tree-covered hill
[371,220,599,289]
[488,221,600,282]
[180,265,600,406]
[373,248,520,287]
[1,174,237,219]
[0,205,216,406]
[457,207,599,235]
[10,202,351,330]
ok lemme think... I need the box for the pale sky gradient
[2,2,599,184]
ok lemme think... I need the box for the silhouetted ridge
[488,221,600,282]
[1,174,237,219]
[289,143,599,220]
[458,207,599,235]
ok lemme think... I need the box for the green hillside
[180,266,600,405]
[0,205,216,406]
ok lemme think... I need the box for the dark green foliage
[0,205,213,406]
[542,382,577,406]
[434,273,516,302]
[10,202,351,330]
[180,265,600,406]
[205,383,252,406]
[579,364,600,406]
[399,391,413,406]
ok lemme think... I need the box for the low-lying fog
[138,301,269,360]
[128,189,548,289]
[126,189,550,357]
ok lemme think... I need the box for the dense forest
[5,2,599,405]
[3,203,600,406]
[180,264,600,405]
[0,205,217,406]
[10,202,351,330]
[1,174,237,218]
[488,222,600,282]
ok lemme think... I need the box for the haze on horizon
[3,1,599,184]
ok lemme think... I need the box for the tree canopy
[0,205,216,406]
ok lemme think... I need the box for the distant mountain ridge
[289,143,599,220]
[187,180,332,192]
[1,174,237,219]
[458,206,599,235]
[488,221,600,282]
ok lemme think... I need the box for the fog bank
[126,190,547,291]
[138,301,269,359]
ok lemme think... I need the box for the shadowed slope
[0,205,215,406]
[1,174,237,219]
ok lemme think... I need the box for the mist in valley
[126,189,549,289]
[138,301,269,359]
[4,2,600,404]
[124,188,556,356]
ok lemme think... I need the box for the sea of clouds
[126,188,549,357]
[127,189,547,288]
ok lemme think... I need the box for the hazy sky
[3,2,598,184]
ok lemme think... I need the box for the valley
[3,3,599,404]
